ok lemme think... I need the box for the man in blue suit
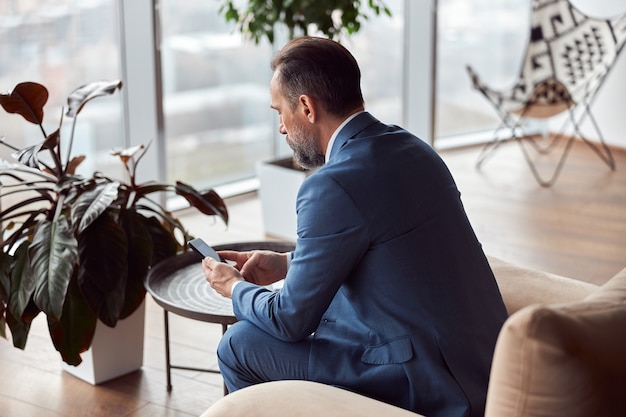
[202,36,508,417]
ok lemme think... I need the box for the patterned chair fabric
[466,0,626,186]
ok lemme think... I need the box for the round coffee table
[145,240,295,393]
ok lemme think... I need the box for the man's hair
[271,36,364,117]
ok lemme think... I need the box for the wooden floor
[441,138,626,285]
[1,139,625,416]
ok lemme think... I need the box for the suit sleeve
[231,172,369,341]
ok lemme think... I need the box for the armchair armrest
[487,255,598,315]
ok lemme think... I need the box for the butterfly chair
[466,0,626,187]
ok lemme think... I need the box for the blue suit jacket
[233,112,508,417]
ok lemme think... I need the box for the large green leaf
[0,308,6,340]
[144,215,179,265]
[175,181,229,224]
[0,160,57,184]
[6,307,31,349]
[0,253,8,340]
[71,181,120,234]
[11,143,41,168]
[48,273,97,366]
[0,82,48,125]
[21,299,41,323]
[11,129,59,170]
[0,251,10,302]
[65,80,123,118]
[30,218,78,321]
[77,210,128,327]
[118,210,153,319]
[3,245,41,346]
[8,241,36,319]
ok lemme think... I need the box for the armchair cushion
[485,267,626,417]
[200,380,421,417]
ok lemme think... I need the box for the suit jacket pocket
[361,336,413,365]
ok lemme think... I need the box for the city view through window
[1,0,528,193]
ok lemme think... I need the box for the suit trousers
[217,320,311,392]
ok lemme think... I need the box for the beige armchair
[200,256,626,417]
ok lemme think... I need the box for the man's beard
[286,122,325,170]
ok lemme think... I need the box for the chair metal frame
[467,0,626,187]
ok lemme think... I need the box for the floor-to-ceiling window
[0,0,124,179]
[158,0,274,192]
[435,0,530,143]
[157,0,405,193]
[2,0,535,197]
[1,0,405,201]
[343,0,405,128]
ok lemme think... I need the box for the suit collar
[328,112,379,160]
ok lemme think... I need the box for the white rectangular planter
[62,300,145,385]
[256,157,314,240]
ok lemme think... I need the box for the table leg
[221,323,228,396]
[164,309,172,392]
[161,310,230,395]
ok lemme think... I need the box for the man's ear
[299,95,317,123]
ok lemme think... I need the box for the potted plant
[254,157,314,240]
[218,0,391,44]
[0,80,228,370]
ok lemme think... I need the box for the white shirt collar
[325,111,364,163]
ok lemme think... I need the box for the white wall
[572,0,626,148]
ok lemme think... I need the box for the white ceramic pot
[62,300,145,384]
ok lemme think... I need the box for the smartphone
[188,238,224,262]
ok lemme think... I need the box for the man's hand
[201,258,243,298]
[218,250,289,286]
